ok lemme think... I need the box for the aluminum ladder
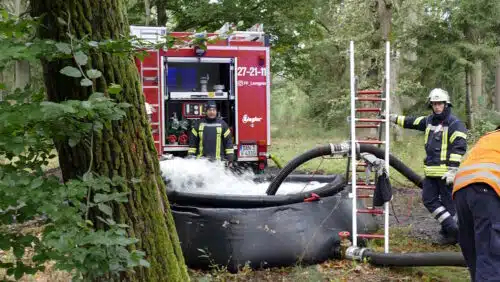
[348,41,391,253]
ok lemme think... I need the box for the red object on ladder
[349,40,391,253]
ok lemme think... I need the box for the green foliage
[0,8,155,281]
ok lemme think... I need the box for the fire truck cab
[130,23,272,171]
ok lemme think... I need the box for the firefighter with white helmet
[383,88,468,245]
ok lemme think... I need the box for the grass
[269,121,427,188]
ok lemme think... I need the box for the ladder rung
[357,208,384,214]
[357,195,373,199]
[355,118,385,123]
[356,185,376,190]
[348,182,376,185]
[356,140,385,145]
[356,97,386,102]
[356,108,382,112]
[357,90,383,95]
[358,234,385,239]
[356,124,380,128]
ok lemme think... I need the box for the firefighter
[383,88,468,244]
[187,100,235,167]
[452,126,500,281]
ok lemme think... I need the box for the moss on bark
[30,1,189,281]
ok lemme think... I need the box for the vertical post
[384,41,391,254]
[350,41,357,248]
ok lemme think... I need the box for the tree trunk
[30,1,189,281]
[14,0,31,91]
[495,57,500,112]
[14,60,30,90]
[145,0,151,25]
[156,0,167,26]
[470,59,482,111]
[465,68,473,129]
[0,69,4,101]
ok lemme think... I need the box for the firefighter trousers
[422,177,458,235]
[454,183,500,282]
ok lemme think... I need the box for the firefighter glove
[442,167,458,185]
[381,113,398,123]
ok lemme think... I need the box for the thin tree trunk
[495,57,500,112]
[0,69,4,101]
[156,0,167,26]
[14,0,31,91]
[145,0,151,25]
[470,59,482,111]
[14,60,30,90]
[30,1,189,281]
[465,68,473,129]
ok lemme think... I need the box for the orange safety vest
[452,130,500,198]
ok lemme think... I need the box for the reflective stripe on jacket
[395,113,467,177]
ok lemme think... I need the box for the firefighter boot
[435,220,458,245]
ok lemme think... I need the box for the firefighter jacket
[452,130,500,198]
[394,109,468,177]
[187,117,234,161]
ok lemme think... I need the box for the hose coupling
[345,246,369,261]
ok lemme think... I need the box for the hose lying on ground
[266,142,424,195]
[364,250,466,267]
[345,247,466,267]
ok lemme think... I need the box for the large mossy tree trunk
[30,1,189,281]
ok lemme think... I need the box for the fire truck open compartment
[164,59,237,154]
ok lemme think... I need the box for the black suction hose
[363,250,466,267]
[266,143,423,195]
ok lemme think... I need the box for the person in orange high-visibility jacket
[452,126,500,282]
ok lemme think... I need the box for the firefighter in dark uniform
[452,126,500,281]
[384,88,468,244]
[187,100,234,166]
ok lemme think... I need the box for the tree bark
[144,0,151,25]
[156,0,167,26]
[14,0,31,91]
[30,1,189,281]
[470,59,482,111]
[495,57,500,112]
[465,68,473,129]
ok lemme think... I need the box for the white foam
[159,157,327,196]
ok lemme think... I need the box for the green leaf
[13,244,25,258]
[108,84,122,95]
[57,17,67,26]
[88,41,99,47]
[98,203,113,217]
[60,66,82,78]
[74,51,88,66]
[86,69,102,79]
[94,193,109,203]
[55,42,71,55]
[139,259,150,268]
[14,265,24,280]
[30,177,43,189]
[80,78,93,87]
[68,138,78,147]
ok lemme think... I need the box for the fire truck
[130,23,272,171]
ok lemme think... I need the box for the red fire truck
[131,23,272,171]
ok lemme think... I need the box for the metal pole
[350,41,357,248]
[384,41,391,254]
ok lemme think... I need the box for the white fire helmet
[428,88,452,107]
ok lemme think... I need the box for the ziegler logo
[242,114,263,127]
